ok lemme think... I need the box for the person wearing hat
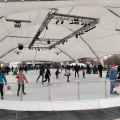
[109,64,119,95]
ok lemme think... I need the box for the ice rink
[3,69,119,102]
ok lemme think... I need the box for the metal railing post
[20,83,22,101]
[105,81,107,98]
[78,82,80,100]
[48,84,51,101]
[16,111,17,120]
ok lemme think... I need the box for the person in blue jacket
[0,69,7,99]
[55,69,61,79]
[109,64,118,95]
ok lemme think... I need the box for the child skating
[83,69,85,78]
[66,67,72,82]
[55,69,61,79]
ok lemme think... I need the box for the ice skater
[36,65,45,82]
[42,66,51,85]
[0,70,7,100]
[55,69,61,79]
[16,69,28,96]
[82,69,85,78]
[66,67,72,82]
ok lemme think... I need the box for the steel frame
[28,11,100,50]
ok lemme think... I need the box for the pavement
[1,107,120,120]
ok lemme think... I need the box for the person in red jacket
[16,70,28,96]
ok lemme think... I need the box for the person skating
[11,66,14,72]
[98,63,103,78]
[36,65,45,82]
[0,70,7,100]
[42,66,51,85]
[109,64,119,95]
[83,69,85,78]
[16,70,28,96]
[24,66,27,73]
[74,64,79,78]
[55,69,61,79]
[66,67,72,82]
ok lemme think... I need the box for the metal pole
[20,83,22,101]
[105,81,107,98]
[78,82,80,100]
[48,84,51,101]
[16,111,17,120]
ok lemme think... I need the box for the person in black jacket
[117,64,120,74]
[74,64,79,78]
[98,63,103,78]
[42,66,51,85]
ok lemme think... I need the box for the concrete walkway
[0,107,120,120]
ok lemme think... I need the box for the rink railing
[1,79,120,101]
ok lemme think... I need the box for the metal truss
[28,12,54,49]
[37,38,60,42]
[49,20,99,49]
[28,11,100,50]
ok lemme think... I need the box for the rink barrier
[0,80,119,111]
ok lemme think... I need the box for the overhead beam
[7,36,60,42]
[37,38,60,42]
[67,27,99,59]
[6,19,31,23]
[79,36,99,59]
[52,12,97,21]
[0,47,18,59]
[0,16,4,19]
[7,36,33,39]
[56,47,75,61]
[106,8,120,18]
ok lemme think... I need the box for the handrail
[1,79,120,84]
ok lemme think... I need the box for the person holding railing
[109,64,119,95]
[0,69,7,100]
[16,69,28,96]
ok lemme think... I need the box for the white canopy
[0,0,120,63]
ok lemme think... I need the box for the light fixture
[14,21,21,28]
[56,20,59,24]
[46,26,48,30]
[75,34,78,39]
[37,31,40,36]
[61,21,64,24]
[36,37,39,40]
[69,21,74,24]
[74,18,79,25]
[47,40,51,44]
[54,52,61,55]
[81,22,84,25]
[18,43,23,50]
